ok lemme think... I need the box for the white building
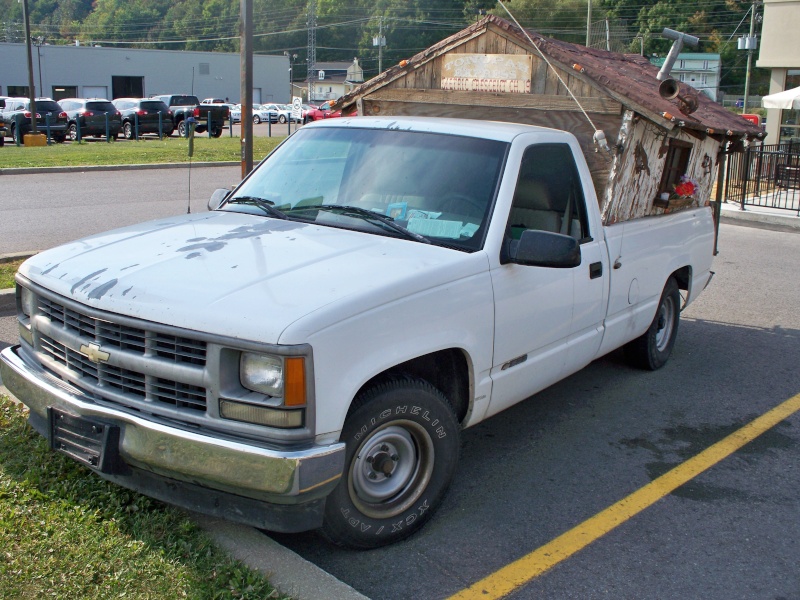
[0,43,288,104]
[307,58,365,104]
[758,0,800,142]
[650,53,722,101]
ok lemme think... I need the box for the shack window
[658,139,693,196]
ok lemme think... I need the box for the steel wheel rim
[349,421,434,519]
[655,295,676,352]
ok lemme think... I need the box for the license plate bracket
[49,407,125,474]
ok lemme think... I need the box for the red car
[305,101,342,122]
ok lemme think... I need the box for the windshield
[225,126,508,251]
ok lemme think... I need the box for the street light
[284,51,297,103]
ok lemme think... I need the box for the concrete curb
[197,517,370,600]
[0,162,239,176]
[720,204,800,230]
[0,289,14,317]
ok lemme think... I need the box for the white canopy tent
[762,86,800,109]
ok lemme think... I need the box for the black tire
[123,122,134,140]
[279,115,287,124]
[177,120,187,138]
[253,115,261,124]
[624,277,680,370]
[0,135,4,147]
[321,377,460,549]
[68,123,78,141]
[211,127,223,138]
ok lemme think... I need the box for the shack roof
[336,15,762,140]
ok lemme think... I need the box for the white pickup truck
[0,116,714,548]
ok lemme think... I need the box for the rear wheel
[123,122,134,139]
[320,377,460,549]
[279,115,287,124]
[68,123,78,141]
[624,277,681,370]
[211,127,223,138]
[253,115,261,124]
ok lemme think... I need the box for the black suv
[59,98,122,140]
[112,98,174,139]
[1,97,68,143]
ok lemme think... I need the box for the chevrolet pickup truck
[0,117,714,549]
[152,94,228,137]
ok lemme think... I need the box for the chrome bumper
[0,344,345,504]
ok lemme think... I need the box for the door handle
[589,262,603,279]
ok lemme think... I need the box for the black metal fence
[724,141,800,216]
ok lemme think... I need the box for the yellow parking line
[449,392,800,600]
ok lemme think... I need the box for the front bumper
[0,344,345,532]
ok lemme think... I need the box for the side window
[508,143,589,241]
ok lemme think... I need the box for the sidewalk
[718,198,800,230]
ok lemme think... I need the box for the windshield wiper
[225,196,287,220]
[289,204,432,244]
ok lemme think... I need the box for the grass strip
[0,395,291,600]
[0,136,282,169]
[0,260,24,290]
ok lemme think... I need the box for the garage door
[83,86,109,99]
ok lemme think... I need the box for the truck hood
[20,211,480,344]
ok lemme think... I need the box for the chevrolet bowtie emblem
[79,342,110,363]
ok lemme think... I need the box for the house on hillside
[307,58,365,105]
[335,15,763,224]
[650,53,721,101]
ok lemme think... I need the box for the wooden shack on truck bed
[333,15,764,224]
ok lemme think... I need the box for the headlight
[239,352,306,406]
[19,286,35,318]
[240,352,283,396]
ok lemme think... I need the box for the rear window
[170,96,199,106]
[141,101,169,111]
[86,101,116,112]
[36,101,62,112]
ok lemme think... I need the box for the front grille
[39,296,206,366]
[35,296,208,415]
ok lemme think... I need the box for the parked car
[200,98,227,105]
[112,98,174,139]
[260,103,292,124]
[150,94,228,137]
[0,97,8,145]
[229,104,241,123]
[1,97,68,143]
[305,100,342,122]
[59,98,122,140]
[252,104,275,124]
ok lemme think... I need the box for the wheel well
[356,349,471,424]
[671,265,691,291]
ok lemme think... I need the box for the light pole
[739,0,760,114]
[284,51,297,103]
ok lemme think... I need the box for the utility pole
[586,0,592,47]
[21,0,37,135]
[307,0,317,104]
[742,0,758,114]
[240,0,253,177]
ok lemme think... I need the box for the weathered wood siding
[602,110,720,224]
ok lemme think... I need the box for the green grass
[0,260,24,290]
[0,395,291,600]
[0,136,282,169]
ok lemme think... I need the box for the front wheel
[624,277,681,370]
[279,115,287,124]
[177,121,187,138]
[253,115,261,124]
[123,122,134,140]
[321,377,460,549]
[68,123,78,141]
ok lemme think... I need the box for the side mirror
[509,229,581,268]
[208,188,230,211]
